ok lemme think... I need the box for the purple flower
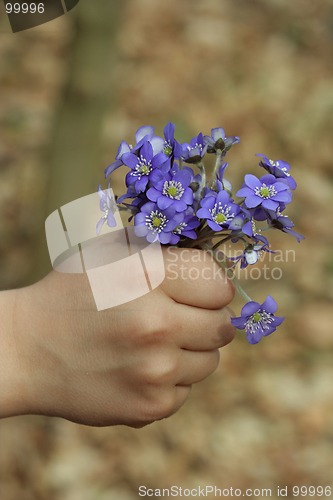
[181,132,208,164]
[231,296,284,344]
[230,242,272,269]
[204,127,240,154]
[169,210,200,244]
[117,189,149,222]
[161,122,183,160]
[146,166,194,211]
[208,162,233,194]
[104,125,165,178]
[228,209,269,245]
[134,202,178,244]
[96,185,117,234]
[122,142,169,193]
[236,174,292,211]
[257,154,297,190]
[104,141,131,178]
[196,190,240,231]
[266,210,304,242]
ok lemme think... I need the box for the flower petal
[196,207,211,219]
[231,316,246,329]
[236,187,254,198]
[241,301,261,317]
[244,174,261,190]
[245,195,262,208]
[261,295,278,313]
[122,152,139,169]
[136,125,154,143]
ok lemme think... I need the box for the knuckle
[144,390,179,422]
[141,351,178,386]
[133,308,174,347]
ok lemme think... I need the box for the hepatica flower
[257,154,297,190]
[134,202,178,244]
[122,141,169,193]
[231,296,284,344]
[181,132,208,164]
[169,211,200,244]
[161,122,183,161]
[147,166,194,211]
[204,127,240,154]
[197,190,240,231]
[96,185,117,234]
[101,122,303,344]
[237,174,292,211]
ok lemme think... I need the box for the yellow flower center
[152,217,162,228]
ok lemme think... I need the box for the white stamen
[255,184,277,199]
[245,310,274,335]
[145,210,168,234]
[210,202,235,225]
[162,180,184,200]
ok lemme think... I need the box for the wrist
[0,289,32,418]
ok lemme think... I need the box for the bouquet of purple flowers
[99,123,303,344]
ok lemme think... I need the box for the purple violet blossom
[231,295,284,344]
[236,173,292,211]
[181,132,208,164]
[266,210,305,242]
[161,122,183,161]
[228,209,269,245]
[257,154,297,190]
[210,162,233,194]
[96,185,117,234]
[230,242,273,269]
[134,202,178,244]
[169,211,200,244]
[204,127,240,154]
[146,166,194,211]
[196,190,240,231]
[122,142,169,194]
[104,125,166,178]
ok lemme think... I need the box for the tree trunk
[34,0,125,280]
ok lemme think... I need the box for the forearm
[0,288,29,418]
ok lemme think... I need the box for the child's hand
[5,248,235,427]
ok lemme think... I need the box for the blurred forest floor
[1,1,333,499]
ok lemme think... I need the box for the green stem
[197,161,206,195]
[211,235,234,251]
[201,243,253,303]
[213,150,223,177]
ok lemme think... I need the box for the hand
[4,247,235,427]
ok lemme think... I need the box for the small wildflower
[230,242,272,269]
[257,154,297,190]
[236,173,292,211]
[196,190,240,231]
[169,211,200,244]
[134,202,178,244]
[122,142,169,193]
[96,185,117,234]
[204,127,240,154]
[231,296,284,344]
[181,132,208,164]
[146,166,194,211]
[161,122,183,161]
[266,209,305,242]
